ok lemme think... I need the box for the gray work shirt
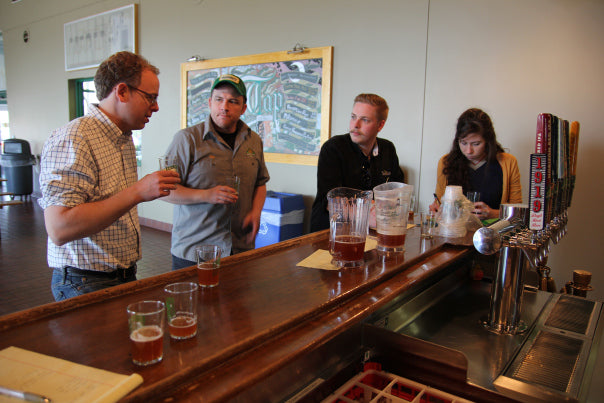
[166,117,269,260]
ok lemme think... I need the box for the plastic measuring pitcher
[327,187,373,268]
[373,182,413,252]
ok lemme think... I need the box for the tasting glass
[127,300,165,366]
[159,155,178,172]
[164,282,198,340]
[420,211,438,239]
[466,191,481,203]
[196,245,222,287]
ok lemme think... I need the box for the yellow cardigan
[435,152,523,206]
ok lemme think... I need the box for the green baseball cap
[211,74,247,99]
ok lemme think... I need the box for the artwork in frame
[64,4,138,71]
[181,46,333,166]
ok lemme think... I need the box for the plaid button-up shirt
[39,104,141,272]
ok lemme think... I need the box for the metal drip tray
[509,331,583,391]
[494,294,603,403]
[545,295,597,335]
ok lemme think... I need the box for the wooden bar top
[0,227,473,401]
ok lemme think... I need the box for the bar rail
[0,227,473,402]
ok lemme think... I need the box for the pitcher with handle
[373,182,413,253]
[327,187,373,268]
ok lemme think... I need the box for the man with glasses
[39,51,180,301]
[310,93,405,231]
[162,74,269,270]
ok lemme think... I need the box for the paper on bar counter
[0,346,143,403]
[296,237,378,270]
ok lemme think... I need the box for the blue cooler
[255,191,305,248]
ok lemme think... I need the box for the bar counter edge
[0,228,476,402]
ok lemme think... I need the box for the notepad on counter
[0,346,143,403]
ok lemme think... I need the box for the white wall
[1,0,603,300]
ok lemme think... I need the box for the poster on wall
[181,46,333,166]
[64,4,137,71]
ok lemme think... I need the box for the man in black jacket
[310,93,405,231]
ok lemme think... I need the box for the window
[75,78,98,117]
[71,78,142,166]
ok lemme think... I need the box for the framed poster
[181,46,333,166]
[64,4,138,71]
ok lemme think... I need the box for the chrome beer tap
[473,204,531,334]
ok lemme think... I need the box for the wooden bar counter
[0,227,473,402]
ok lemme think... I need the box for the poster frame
[64,4,138,71]
[180,46,333,166]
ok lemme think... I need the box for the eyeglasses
[127,85,158,105]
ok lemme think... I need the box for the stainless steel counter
[370,268,604,402]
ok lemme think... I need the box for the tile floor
[0,193,172,316]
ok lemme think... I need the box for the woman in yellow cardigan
[430,108,522,220]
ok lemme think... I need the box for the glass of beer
[158,155,178,172]
[224,175,240,220]
[407,194,416,223]
[224,175,240,195]
[127,300,165,366]
[196,245,221,287]
[164,282,198,340]
[373,182,413,253]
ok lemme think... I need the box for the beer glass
[224,175,240,195]
[158,155,178,172]
[164,282,198,340]
[127,300,165,366]
[467,191,481,203]
[373,182,413,253]
[327,187,373,268]
[196,245,221,287]
[420,211,437,239]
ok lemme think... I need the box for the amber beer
[130,325,164,365]
[197,261,219,287]
[332,235,365,262]
[159,156,177,172]
[168,315,197,339]
[377,232,406,248]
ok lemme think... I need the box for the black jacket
[310,134,405,231]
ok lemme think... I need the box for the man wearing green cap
[163,74,270,270]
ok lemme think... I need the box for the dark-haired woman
[429,108,522,220]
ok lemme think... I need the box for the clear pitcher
[327,187,373,268]
[373,182,413,252]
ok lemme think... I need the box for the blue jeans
[172,254,196,271]
[51,266,137,301]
